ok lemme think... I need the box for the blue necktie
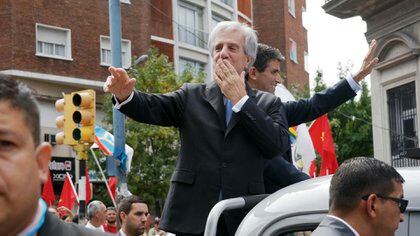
[225,99,233,126]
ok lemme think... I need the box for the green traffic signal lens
[72,128,81,140]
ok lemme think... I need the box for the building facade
[0,0,151,191]
[253,0,309,90]
[324,0,420,167]
[150,0,253,81]
[0,0,312,192]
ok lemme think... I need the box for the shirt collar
[326,215,360,236]
[18,199,47,236]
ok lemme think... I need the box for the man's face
[375,181,405,236]
[106,209,117,224]
[212,29,250,75]
[251,59,282,94]
[0,102,51,235]
[122,203,149,236]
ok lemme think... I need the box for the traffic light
[55,90,95,146]
[70,90,96,144]
[55,94,78,146]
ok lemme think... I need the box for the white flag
[275,84,316,174]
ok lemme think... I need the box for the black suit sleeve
[285,79,357,127]
[112,84,188,127]
[239,95,290,159]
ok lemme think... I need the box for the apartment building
[0,0,310,191]
[0,0,151,190]
[150,0,253,80]
[253,0,309,90]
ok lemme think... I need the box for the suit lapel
[204,81,225,128]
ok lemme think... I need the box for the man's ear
[248,67,257,81]
[365,194,379,218]
[120,211,127,223]
[35,142,52,184]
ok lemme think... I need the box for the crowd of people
[0,18,407,236]
[46,197,170,236]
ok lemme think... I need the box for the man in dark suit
[0,78,107,236]
[248,43,379,192]
[104,21,290,235]
[312,157,407,236]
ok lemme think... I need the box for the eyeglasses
[362,194,409,213]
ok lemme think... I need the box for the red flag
[42,171,56,206]
[109,177,117,202]
[309,160,318,178]
[57,173,78,215]
[309,115,338,176]
[86,166,92,203]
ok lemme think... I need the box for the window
[36,24,71,60]
[179,58,205,75]
[178,1,206,48]
[100,36,132,68]
[289,39,298,63]
[288,0,296,17]
[211,14,228,31]
[215,0,232,6]
[387,81,420,167]
[304,51,309,72]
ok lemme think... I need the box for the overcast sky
[304,0,368,88]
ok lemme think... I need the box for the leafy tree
[314,64,373,165]
[102,48,204,215]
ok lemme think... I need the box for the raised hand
[214,59,247,104]
[103,66,136,101]
[353,39,379,82]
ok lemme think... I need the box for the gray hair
[87,200,105,220]
[208,21,258,68]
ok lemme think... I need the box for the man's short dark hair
[0,77,40,145]
[253,43,285,72]
[330,157,405,212]
[107,206,116,212]
[117,195,146,223]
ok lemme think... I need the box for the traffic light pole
[74,144,90,224]
[109,0,127,195]
[78,158,86,222]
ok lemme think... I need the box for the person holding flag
[247,42,378,192]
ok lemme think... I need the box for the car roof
[236,167,420,235]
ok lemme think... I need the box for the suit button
[222,162,227,168]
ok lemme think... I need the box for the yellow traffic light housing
[55,94,78,146]
[55,90,95,148]
[70,90,96,144]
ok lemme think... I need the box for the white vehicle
[204,167,420,236]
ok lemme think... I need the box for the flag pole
[90,148,117,208]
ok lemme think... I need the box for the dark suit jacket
[38,212,111,236]
[116,81,289,234]
[263,79,356,193]
[311,215,357,236]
